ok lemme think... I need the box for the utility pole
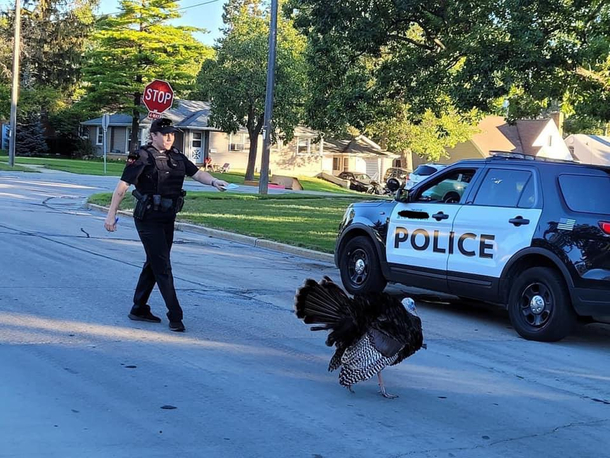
[8,0,22,167]
[258,0,278,195]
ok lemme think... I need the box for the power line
[98,0,223,17]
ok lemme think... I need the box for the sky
[0,0,226,46]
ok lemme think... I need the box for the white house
[411,115,573,168]
[565,134,610,166]
[81,100,398,179]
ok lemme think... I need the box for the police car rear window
[559,174,610,214]
[413,165,439,176]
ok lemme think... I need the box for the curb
[87,203,335,264]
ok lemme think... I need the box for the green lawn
[89,192,376,253]
[0,162,38,172]
[0,155,127,176]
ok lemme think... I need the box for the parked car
[405,163,447,189]
[383,167,410,184]
[335,154,610,342]
[338,171,381,194]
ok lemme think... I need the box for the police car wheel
[508,267,576,342]
[443,192,460,204]
[339,236,387,295]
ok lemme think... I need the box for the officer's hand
[104,214,118,232]
[214,179,230,192]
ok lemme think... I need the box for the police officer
[103,118,228,332]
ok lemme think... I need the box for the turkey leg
[377,372,398,399]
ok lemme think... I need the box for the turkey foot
[378,372,398,399]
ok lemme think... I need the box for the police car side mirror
[395,187,409,203]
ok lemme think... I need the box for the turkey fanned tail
[294,277,366,349]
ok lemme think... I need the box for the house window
[343,157,349,171]
[229,133,247,151]
[333,157,340,171]
[296,137,311,155]
[548,135,553,147]
[96,127,103,145]
[192,132,202,148]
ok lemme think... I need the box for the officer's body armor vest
[142,145,186,197]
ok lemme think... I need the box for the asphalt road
[1,170,609,458]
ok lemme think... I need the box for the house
[565,134,610,166]
[81,100,398,179]
[412,115,572,168]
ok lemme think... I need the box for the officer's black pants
[133,217,183,322]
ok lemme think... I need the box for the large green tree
[0,0,97,119]
[288,0,610,139]
[195,0,308,181]
[82,0,211,150]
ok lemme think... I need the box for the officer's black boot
[129,304,162,323]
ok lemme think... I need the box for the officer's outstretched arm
[104,180,130,232]
[192,170,229,191]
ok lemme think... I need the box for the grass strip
[89,192,380,253]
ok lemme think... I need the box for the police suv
[334,154,610,342]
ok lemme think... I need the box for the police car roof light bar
[489,151,578,165]
[489,151,535,160]
[599,221,610,235]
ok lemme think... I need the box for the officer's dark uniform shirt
[121,144,199,220]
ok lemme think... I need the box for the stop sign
[142,79,174,118]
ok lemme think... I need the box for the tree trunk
[244,114,265,181]
[404,149,414,172]
[244,129,260,181]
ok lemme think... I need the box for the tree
[82,0,211,150]
[16,112,48,156]
[366,100,480,165]
[288,0,610,134]
[196,0,308,181]
[0,0,97,134]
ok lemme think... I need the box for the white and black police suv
[335,154,610,342]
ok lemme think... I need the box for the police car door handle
[509,216,530,226]
[432,212,450,221]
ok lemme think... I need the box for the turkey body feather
[294,277,424,393]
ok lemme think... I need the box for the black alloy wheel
[339,236,387,295]
[508,267,576,342]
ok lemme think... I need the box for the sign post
[102,113,110,174]
[142,80,174,119]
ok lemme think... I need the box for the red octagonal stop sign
[142,79,174,118]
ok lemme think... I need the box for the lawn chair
[219,162,230,173]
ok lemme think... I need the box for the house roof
[467,115,564,158]
[565,134,610,165]
[81,100,217,130]
[323,135,398,158]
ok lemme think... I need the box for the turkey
[294,277,425,398]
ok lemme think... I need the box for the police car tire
[508,267,576,342]
[339,236,387,295]
[443,192,460,203]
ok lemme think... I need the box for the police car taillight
[600,221,610,235]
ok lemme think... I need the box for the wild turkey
[294,277,425,398]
